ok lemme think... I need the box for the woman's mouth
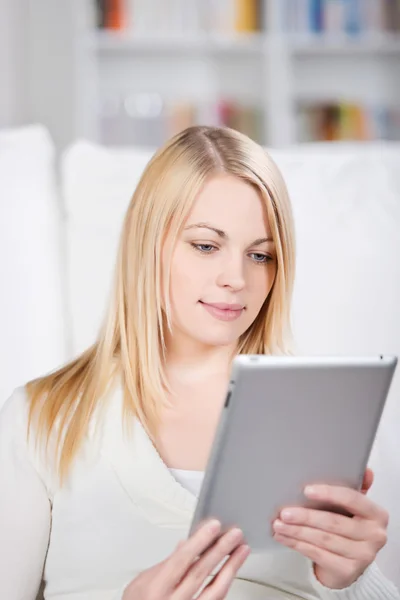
[199,301,245,322]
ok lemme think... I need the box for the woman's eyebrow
[251,237,274,246]
[184,223,274,246]
[184,222,227,238]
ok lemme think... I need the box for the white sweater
[0,385,399,600]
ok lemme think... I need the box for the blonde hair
[27,125,296,483]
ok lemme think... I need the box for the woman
[0,126,398,600]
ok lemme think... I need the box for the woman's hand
[122,520,250,600]
[272,468,389,589]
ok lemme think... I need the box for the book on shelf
[234,0,261,33]
[297,101,400,142]
[100,0,125,30]
[95,0,263,35]
[284,0,400,35]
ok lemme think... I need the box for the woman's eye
[250,253,273,264]
[192,243,217,253]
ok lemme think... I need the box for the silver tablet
[189,355,397,552]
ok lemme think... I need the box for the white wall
[0,0,29,127]
[0,0,97,149]
[26,0,98,150]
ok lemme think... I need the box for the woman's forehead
[184,175,271,239]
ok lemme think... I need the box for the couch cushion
[271,144,400,358]
[61,141,153,357]
[0,125,68,403]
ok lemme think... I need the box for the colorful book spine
[309,0,323,33]
[284,0,400,34]
[104,0,125,30]
[234,0,260,33]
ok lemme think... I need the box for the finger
[304,483,387,524]
[361,468,374,494]
[273,533,354,577]
[199,544,251,600]
[277,507,373,541]
[165,520,222,587]
[273,522,365,559]
[173,528,244,600]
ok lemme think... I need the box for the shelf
[90,30,265,55]
[289,33,400,56]
[88,30,400,58]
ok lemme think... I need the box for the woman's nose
[216,255,246,291]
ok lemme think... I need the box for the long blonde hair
[27,125,296,483]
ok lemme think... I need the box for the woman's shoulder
[0,380,124,493]
[0,385,45,461]
[0,386,57,496]
[0,385,30,434]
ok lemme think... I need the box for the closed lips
[200,302,245,311]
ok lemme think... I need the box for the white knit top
[0,385,399,600]
[170,468,204,497]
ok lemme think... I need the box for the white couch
[1,125,399,587]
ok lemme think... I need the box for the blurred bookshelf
[298,101,400,142]
[27,0,400,149]
[91,30,265,54]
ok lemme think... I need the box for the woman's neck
[165,336,235,383]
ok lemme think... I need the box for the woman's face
[163,174,277,350]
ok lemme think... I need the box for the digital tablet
[189,355,397,552]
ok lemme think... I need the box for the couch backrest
[62,140,400,363]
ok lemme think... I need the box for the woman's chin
[193,329,242,348]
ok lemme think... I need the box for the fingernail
[274,518,285,529]
[227,528,243,542]
[281,509,294,522]
[304,485,319,497]
[207,520,221,533]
